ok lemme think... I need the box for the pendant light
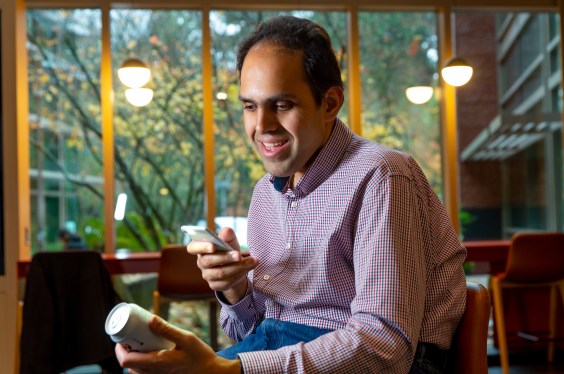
[405,86,434,104]
[118,58,153,106]
[441,57,473,87]
[118,58,151,88]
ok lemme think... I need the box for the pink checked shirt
[220,119,467,373]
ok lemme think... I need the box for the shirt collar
[270,119,353,196]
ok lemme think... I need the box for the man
[58,228,86,250]
[116,15,467,373]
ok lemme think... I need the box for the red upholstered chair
[446,282,491,374]
[490,232,564,374]
[153,245,219,350]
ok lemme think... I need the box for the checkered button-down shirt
[220,119,467,373]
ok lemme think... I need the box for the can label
[105,302,175,352]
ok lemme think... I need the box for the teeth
[263,142,283,147]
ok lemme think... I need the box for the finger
[115,342,128,363]
[218,227,241,251]
[207,256,257,278]
[148,315,196,349]
[116,345,157,368]
[198,251,241,268]
[186,240,214,254]
[203,258,258,290]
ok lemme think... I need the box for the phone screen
[180,226,234,252]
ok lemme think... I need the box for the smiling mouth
[261,140,288,151]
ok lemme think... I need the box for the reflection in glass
[124,87,154,107]
[118,58,151,88]
[441,57,473,87]
[406,86,434,104]
[457,12,563,239]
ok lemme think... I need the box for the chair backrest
[157,245,215,298]
[19,250,121,374]
[503,232,564,283]
[446,282,491,374]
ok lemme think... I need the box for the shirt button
[291,201,298,208]
[285,243,292,250]
[263,274,271,281]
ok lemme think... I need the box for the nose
[255,107,278,133]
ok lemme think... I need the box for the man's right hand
[187,227,258,305]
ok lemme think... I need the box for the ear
[323,86,344,122]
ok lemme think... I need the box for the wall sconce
[405,86,434,105]
[118,58,153,106]
[441,57,473,87]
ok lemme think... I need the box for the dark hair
[236,16,343,106]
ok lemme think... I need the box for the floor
[487,352,564,373]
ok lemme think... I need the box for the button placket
[286,196,298,256]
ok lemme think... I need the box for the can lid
[105,302,130,336]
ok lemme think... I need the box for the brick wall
[455,12,503,238]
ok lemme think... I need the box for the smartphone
[180,225,234,252]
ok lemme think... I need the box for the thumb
[149,315,190,345]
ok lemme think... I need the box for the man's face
[239,42,333,182]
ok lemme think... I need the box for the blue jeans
[216,318,333,359]
[217,319,444,374]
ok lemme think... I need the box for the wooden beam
[101,0,116,252]
[25,0,559,10]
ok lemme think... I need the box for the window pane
[111,10,203,251]
[27,9,104,253]
[457,12,563,239]
[359,12,441,194]
[211,10,348,249]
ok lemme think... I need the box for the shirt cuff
[238,350,285,374]
[216,278,256,318]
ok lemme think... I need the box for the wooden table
[463,239,510,274]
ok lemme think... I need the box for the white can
[105,302,175,352]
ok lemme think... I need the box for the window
[457,11,563,239]
[27,9,104,252]
[359,12,441,193]
[110,10,204,250]
[25,5,564,253]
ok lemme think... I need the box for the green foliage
[80,217,105,251]
[358,12,442,193]
[459,209,477,241]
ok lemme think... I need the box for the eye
[242,103,256,111]
[276,102,293,111]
